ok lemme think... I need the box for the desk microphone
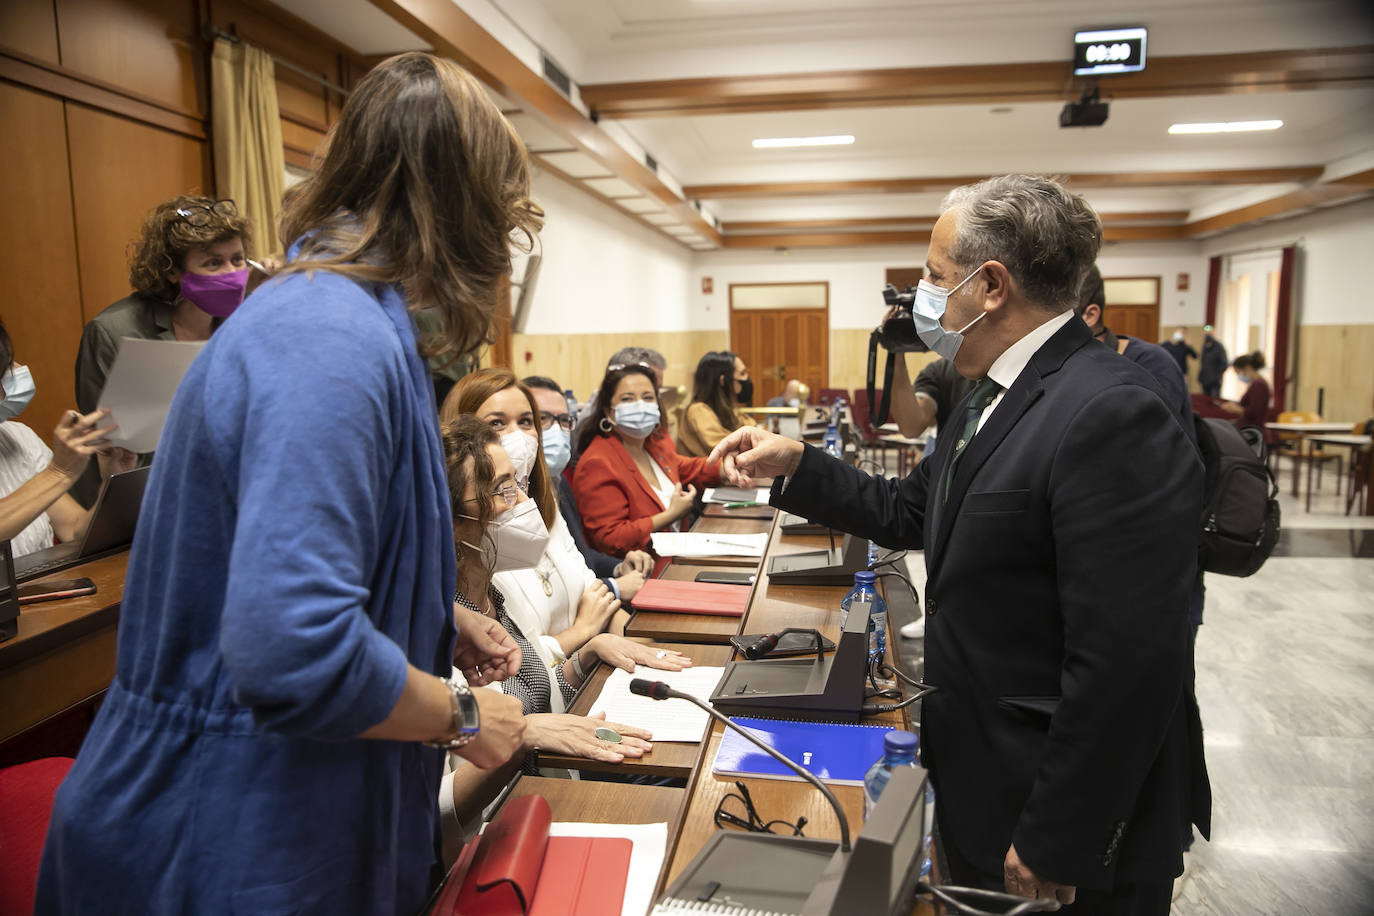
[629,677,851,852]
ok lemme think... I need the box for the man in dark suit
[710,175,1209,914]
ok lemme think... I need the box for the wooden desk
[537,641,732,778]
[625,562,752,644]
[506,774,684,829]
[0,552,127,746]
[1266,421,1358,497]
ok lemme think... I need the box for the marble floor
[886,456,1374,914]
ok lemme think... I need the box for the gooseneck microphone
[743,627,827,663]
[629,677,851,852]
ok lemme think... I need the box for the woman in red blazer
[571,363,720,556]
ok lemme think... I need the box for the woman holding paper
[0,318,135,554]
[571,363,721,556]
[442,415,687,773]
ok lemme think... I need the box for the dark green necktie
[942,377,1002,502]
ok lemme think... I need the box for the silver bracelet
[569,651,587,682]
[423,677,480,750]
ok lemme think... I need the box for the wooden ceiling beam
[686,168,1323,200]
[581,46,1374,119]
[722,231,932,249]
[1184,168,1374,236]
[722,210,1191,233]
[365,0,721,245]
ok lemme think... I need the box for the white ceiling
[270,0,1374,245]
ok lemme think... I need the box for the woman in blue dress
[37,52,541,914]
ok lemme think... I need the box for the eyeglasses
[175,199,238,227]
[464,481,520,509]
[713,781,807,837]
[539,411,573,431]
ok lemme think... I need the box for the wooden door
[1102,276,1161,343]
[730,309,829,405]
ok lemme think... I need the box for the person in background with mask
[441,415,687,789]
[1221,352,1273,439]
[0,318,136,554]
[678,350,755,458]
[522,375,653,585]
[1198,331,1229,398]
[71,195,261,507]
[442,368,649,649]
[572,363,720,556]
[765,378,804,408]
[1159,325,1198,378]
[708,175,1208,915]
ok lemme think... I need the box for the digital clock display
[1073,27,1147,76]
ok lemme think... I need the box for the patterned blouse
[454,585,576,716]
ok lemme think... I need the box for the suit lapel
[927,318,1093,579]
[611,437,665,507]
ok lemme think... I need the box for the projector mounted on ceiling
[1060,84,1109,128]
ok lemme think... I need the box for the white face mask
[613,401,661,438]
[499,430,539,492]
[541,425,571,475]
[1173,331,1185,342]
[474,498,550,572]
[912,266,987,362]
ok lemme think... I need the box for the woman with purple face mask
[71,195,263,506]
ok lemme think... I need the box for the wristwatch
[424,677,481,750]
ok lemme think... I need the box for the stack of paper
[588,666,726,742]
[650,531,767,558]
[98,338,206,452]
[702,486,771,505]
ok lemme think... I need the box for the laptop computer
[15,465,151,583]
[0,541,18,641]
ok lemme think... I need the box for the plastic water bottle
[823,423,842,458]
[867,539,880,567]
[863,729,920,819]
[564,389,579,423]
[839,569,885,642]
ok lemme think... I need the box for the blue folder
[711,716,900,786]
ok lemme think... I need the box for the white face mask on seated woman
[460,497,550,573]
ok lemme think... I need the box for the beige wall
[509,330,728,401]
[1294,324,1374,424]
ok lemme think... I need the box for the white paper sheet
[589,666,726,742]
[96,338,206,452]
[549,821,667,916]
[702,486,770,505]
[650,531,767,558]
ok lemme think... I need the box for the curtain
[211,38,285,256]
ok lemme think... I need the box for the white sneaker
[899,618,925,639]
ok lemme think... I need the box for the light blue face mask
[913,265,987,362]
[541,425,571,475]
[613,401,660,438]
[0,365,36,420]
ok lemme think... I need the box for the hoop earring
[599,417,614,433]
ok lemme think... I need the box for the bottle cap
[854,570,877,585]
[883,729,919,754]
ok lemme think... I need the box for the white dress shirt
[976,310,1076,435]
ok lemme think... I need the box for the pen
[723,501,758,509]
[247,258,268,273]
[707,537,761,549]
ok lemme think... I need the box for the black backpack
[1193,417,1280,577]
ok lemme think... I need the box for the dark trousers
[1202,381,1221,397]
[937,815,1173,916]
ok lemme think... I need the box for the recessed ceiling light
[752,135,855,149]
[1168,120,1283,135]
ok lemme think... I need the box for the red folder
[431,795,632,916]
[630,578,750,617]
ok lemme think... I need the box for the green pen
[723,501,759,509]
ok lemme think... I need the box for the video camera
[866,284,928,428]
[875,284,929,354]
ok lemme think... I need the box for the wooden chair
[1345,422,1371,517]
[1276,411,1344,505]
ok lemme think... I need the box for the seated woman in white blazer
[442,368,654,663]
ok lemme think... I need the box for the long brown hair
[279,52,543,363]
[442,415,500,577]
[689,350,741,432]
[442,368,558,530]
[128,195,252,301]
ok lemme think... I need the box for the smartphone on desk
[17,577,97,604]
[694,571,756,586]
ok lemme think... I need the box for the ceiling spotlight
[1168,120,1283,134]
[752,135,856,149]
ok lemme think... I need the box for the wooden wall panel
[55,0,204,115]
[1294,324,1374,424]
[0,83,85,438]
[509,331,728,401]
[66,104,209,321]
[0,0,61,64]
